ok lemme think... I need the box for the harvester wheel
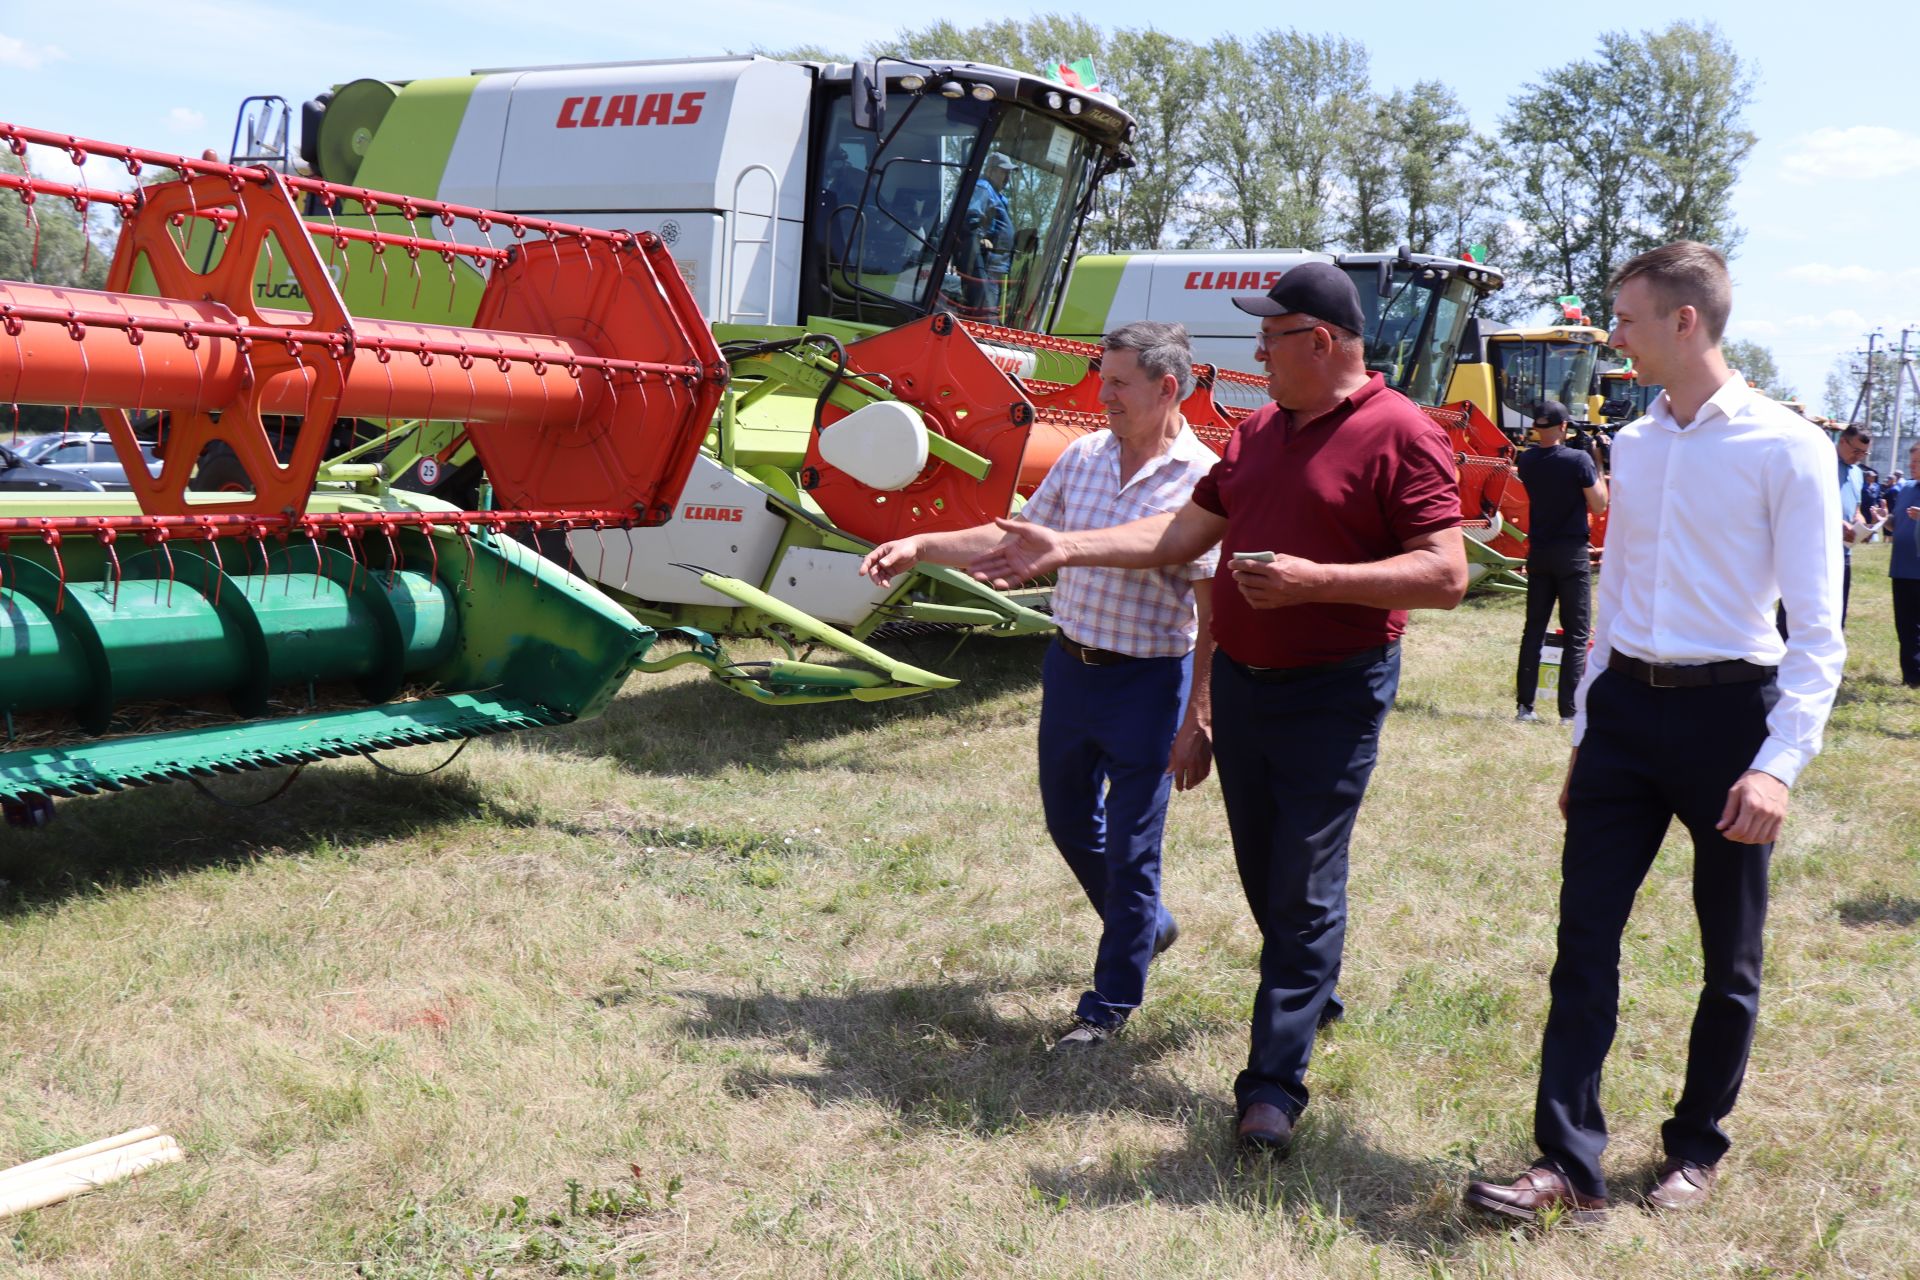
[187,442,253,493]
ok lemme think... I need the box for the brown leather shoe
[1464,1164,1608,1224]
[1235,1102,1294,1155]
[1646,1158,1716,1211]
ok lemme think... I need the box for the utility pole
[1848,330,1882,431]
[1890,326,1918,476]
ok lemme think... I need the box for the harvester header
[0,122,745,808]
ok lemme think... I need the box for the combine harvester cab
[1054,246,1529,589]
[189,58,1150,694]
[0,121,943,813]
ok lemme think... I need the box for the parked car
[9,433,64,462]
[20,432,163,491]
[0,442,108,493]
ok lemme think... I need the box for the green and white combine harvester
[0,55,1513,816]
[183,55,1517,646]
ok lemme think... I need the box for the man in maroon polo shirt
[970,262,1468,1154]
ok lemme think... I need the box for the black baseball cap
[1232,261,1367,337]
[1533,401,1571,428]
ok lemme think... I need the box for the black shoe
[1051,1016,1120,1050]
[1153,917,1180,957]
[1236,1102,1294,1155]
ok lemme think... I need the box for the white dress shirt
[1570,374,1845,786]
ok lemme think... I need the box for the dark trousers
[1037,639,1190,1026]
[1535,668,1779,1200]
[1893,577,1920,687]
[1211,645,1400,1118]
[1516,542,1592,718]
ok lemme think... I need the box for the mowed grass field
[1,545,1915,1280]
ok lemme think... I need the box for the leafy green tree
[1721,339,1793,399]
[1617,22,1754,249]
[1336,94,1399,252]
[1190,31,1368,250]
[1393,82,1474,253]
[878,15,1106,72]
[1084,29,1207,252]
[0,152,111,290]
[1498,21,1753,327]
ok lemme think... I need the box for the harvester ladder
[227,96,294,174]
[727,164,779,325]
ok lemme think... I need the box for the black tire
[188,442,253,493]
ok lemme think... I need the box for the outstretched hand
[861,537,920,589]
[968,519,1065,589]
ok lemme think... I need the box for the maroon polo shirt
[1191,373,1461,668]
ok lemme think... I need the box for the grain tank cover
[442,56,812,224]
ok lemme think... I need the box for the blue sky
[4,0,1913,404]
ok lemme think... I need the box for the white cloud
[1781,126,1920,184]
[0,34,68,69]
[1783,263,1920,293]
[1785,309,1871,331]
[166,107,207,133]
[1785,263,1879,287]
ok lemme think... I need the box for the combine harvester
[1056,248,1529,590]
[0,122,967,819]
[131,58,1169,678]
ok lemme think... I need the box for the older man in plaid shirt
[862,321,1218,1049]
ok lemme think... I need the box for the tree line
[777,17,1755,337]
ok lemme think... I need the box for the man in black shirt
[1515,402,1609,721]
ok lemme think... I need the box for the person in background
[862,322,1217,1050]
[962,153,1017,318]
[1464,241,1845,1224]
[1834,425,1872,622]
[1890,442,1920,688]
[1514,401,1608,722]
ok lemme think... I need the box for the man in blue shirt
[1835,425,1871,622]
[1891,442,1920,687]
[963,152,1016,319]
[1515,401,1608,721]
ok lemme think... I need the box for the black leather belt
[1058,635,1137,666]
[1227,644,1396,684]
[1608,651,1775,688]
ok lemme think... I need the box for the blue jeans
[1211,645,1400,1118]
[1037,638,1191,1027]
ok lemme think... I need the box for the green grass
[1,546,1916,1278]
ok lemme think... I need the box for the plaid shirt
[1021,424,1219,657]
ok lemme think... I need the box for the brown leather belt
[1608,651,1775,689]
[1058,635,1137,666]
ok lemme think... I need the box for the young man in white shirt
[1466,241,1846,1222]
[861,321,1218,1049]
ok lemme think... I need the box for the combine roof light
[899,74,927,92]
[970,83,996,101]
[1066,97,1082,115]
[938,80,965,99]
[1045,91,1063,110]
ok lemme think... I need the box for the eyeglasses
[1260,324,1322,343]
